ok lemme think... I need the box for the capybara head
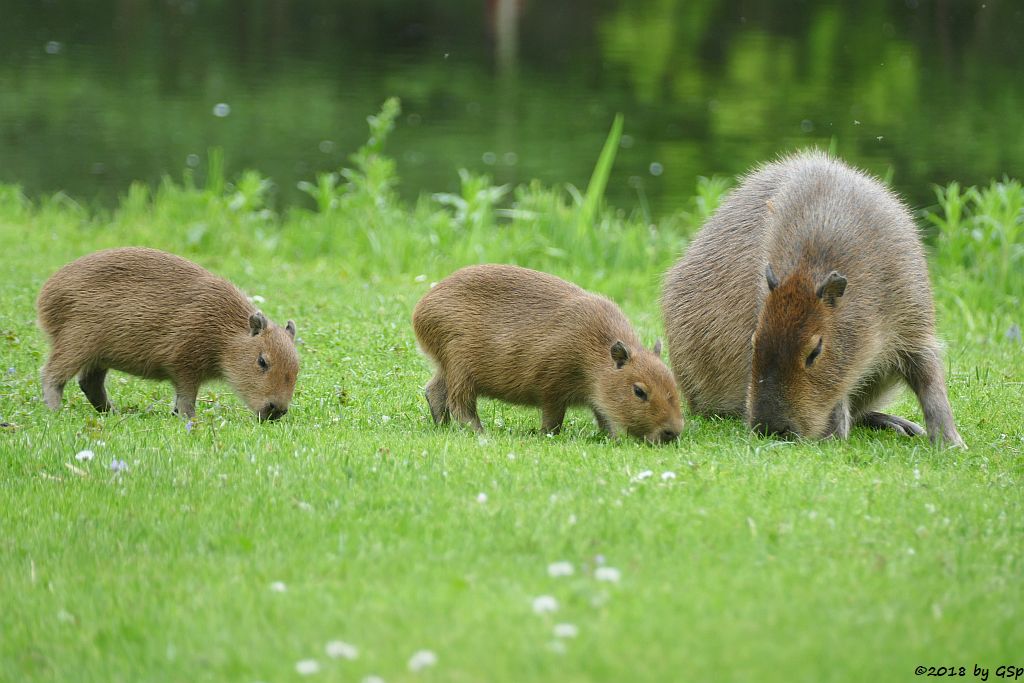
[223,312,299,421]
[594,340,683,444]
[747,264,848,439]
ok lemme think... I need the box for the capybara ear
[249,311,268,336]
[765,264,780,291]
[611,341,630,369]
[653,339,663,357]
[285,320,296,339]
[816,271,848,307]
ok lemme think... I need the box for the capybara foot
[173,395,197,419]
[861,411,925,437]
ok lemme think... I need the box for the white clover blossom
[547,561,574,578]
[295,659,320,675]
[532,595,558,614]
[553,623,579,638]
[408,650,437,672]
[325,640,358,660]
[75,450,95,462]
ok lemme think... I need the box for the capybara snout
[37,247,300,421]
[226,312,298,420]
[600,341,683,444]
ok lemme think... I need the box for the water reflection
[0,1,1021,215]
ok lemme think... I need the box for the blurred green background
[2,0,1023,215]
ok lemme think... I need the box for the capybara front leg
[445,373,482,432]
[824,398,852,439]
[592,407,618,437]
[859,411,925,437]
[424,373,450,424]
[78,367,113,412]
[449,400,482,432]
[541,402,567,435]
[904,348,966,448]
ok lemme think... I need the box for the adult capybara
[661,151,965,447]
[37,247,299,421]
[412,264,683,443]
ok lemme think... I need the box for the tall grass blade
[578,113,624,236]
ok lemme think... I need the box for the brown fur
[37,247,299,421]
[661,151,965,447]
[412,264,683,443]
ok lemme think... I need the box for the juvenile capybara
[412,264,683,443]
[661,151,965,447]
[37,247,299,421]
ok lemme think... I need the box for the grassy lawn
[1,107,1021,682]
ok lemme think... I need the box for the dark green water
[2,0,1023,217]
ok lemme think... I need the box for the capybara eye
[258,354,269,371]
[806,338,823,367]
[633,384,648,401]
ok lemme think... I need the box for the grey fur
[661,151,965,447]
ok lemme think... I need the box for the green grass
[1,103,1022,683]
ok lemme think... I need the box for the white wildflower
[595,567,621,583]
[408,650,437,672]
[325,640,358,660]
[553,623,578,638]
[295,659,320,675]
[547,561,574,578]
[532,595,558,614]
[476,492,488,504]
[75,449,95,462]
[632,470,653,482]
[270,581,287,593]
[661,471,676,481]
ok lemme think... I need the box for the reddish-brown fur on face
[37,247,300,421]
[413,264,683,443]
[748,270,840,438]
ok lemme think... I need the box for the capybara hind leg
[41,371,66,411]
[904,348,966,448]
[172,380,199,419]
[860,411,925,437]
[541,402,567,435]
[424,373,450,424]
[41,347,84,410]
[77,368,113,412]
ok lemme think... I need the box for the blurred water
[1,0,1022,216]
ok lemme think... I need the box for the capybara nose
[660,429,679,442]
[261,403,287,421]
[754,420,792,438]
